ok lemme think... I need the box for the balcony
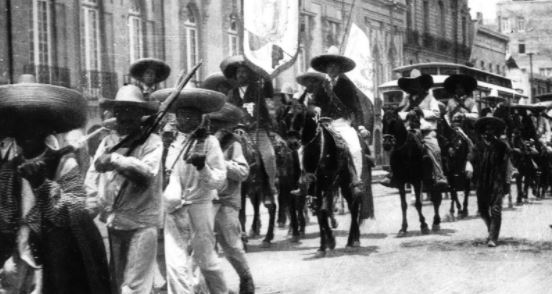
[23,64,70,88]
[81,70,118,100]
[405,29,419,46]
[422,33,435,48]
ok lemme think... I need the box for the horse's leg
[431,189,442,232]
[315,212,327,257]
[239,183,248,232]
[319,205,336,253]
[515,174,523,204]
[341,182,360,248]
[277,183,288,227]
[398,183,409,237]
[461,180,470,218]
[249,191,261,238]
[288,190,300,242]
[297,193,307,237]
[449,188,459,219]
[262,202,277,246]
[414,182,430,234]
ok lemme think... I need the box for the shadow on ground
[302,245,379,260]
[399,237,552,253]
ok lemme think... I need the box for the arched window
[439,1,446,37]
[228,13,239,56]
[30,0,53,82]
[185,5,199,73]
[128,1,144,62]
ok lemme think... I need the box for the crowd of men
[0,47,547,293]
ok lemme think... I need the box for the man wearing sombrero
[153,88,229,294]
[220,55,279,205]
[208,103,255,294]
[309,50,365,195]
[295,69,326,107]
[130,58,171,100]
[85,85,163,294]
[473,116,510,247]
[397,73,448,190]
[444,74,479,125]
[0,83,110,293]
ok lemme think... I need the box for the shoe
[487,240,497,248]
[239,275,255,294]
[380,177,397,188]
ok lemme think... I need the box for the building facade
[403,0,473,65]
[469,13,509,77]
[497,0,552,98]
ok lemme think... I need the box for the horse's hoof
[330,218,339,229]
[432,224,440,232]
[261,240,271,248]
[421,224,430,235]
[397,229,408,238]
[277,222,286,228]
[249,230,260,238]
[290,235,300,243]
[351,241,361,247]
[508,203,514,209]
[314,250,326,258]
[325,249,336,257]
[300,229,306,238]
[328,238,337,250]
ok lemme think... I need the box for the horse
[382,107,442,236]
[437,117,473,219]
[287,104,364,256]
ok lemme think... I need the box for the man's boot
[239,274,255,294]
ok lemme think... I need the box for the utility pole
[528,52,534,102]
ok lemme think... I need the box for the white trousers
[330,118,363,180]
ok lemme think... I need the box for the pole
[528,52,534,103]
[339,0,357,54]
[6,0,14,84]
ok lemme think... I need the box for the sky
[468,0,500,22]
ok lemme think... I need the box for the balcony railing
[23,64,70,88]
[81,70,118,100]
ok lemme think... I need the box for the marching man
[129,58,171,100]
[152,88,230,294]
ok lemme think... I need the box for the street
[224,184,552,294]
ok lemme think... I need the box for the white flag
[344,23,374,103]
[243,0,299,78]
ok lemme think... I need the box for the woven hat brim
[296,72,326,86]
[475,117,505,134]
[310,54,356,73]
[151,88,226,113]
[398,74,434,94]
[207,103,244,127]
[220,56,248,79]
[200,73,236,93]
[99,99,159,114]
[444,74,477,94]
[129,58,171,84]
[0,83,87,135]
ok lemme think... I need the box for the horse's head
[382,106,407,151]
[284,102,319,149]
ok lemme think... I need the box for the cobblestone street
[225,184,552,294]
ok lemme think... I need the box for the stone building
[469,13,509,76]
[497,0,552,99]
[403,0,473,65]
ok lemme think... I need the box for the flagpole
[340,0,357,54]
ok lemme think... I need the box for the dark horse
[437,117,473,219]
[234,125,300,247]
[382,107,442,236]
[287,105,364,256]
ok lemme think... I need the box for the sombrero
[475,116,506,134]
[200,73,236,93]
[398,74,434,94]
[129,58,171,84]
[310,54,356,74]
[100,85,159,114]
[296,71,325,87]
[150,88,225,113]
[444,74,477,94]
[275,83,295,96]
[479,96,506,104]
[206,103,244,128]
[220,55,249,79]
[0,83,87,136]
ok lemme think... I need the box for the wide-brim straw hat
[479,96,506,104]
[398,74,434,94]
[129,58,171,84]
[220,55,250,79]
[444,74,478,94]
[200,73,236,93]
[0,83,87,136]
[311,54,356,74]
[296,71,326,87]
[206,103,244,128]
[150,88,225,113]
[100,85,159,114]
[475,116,506,134]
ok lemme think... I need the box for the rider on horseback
[394,73,448,190]
[220,56,279,205]
[309,50,365,197]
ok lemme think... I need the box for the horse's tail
[358,188,375,225]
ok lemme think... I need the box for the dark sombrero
[220,55,249,79]
[310,54,356,74]
[200,73,236,94]
[206,103,244,128]
[0,83,87,136]
[150,88,225,113]
[475,116,506,134]
[129,58,171,84]
[100,85,159,114]
[296,71,326,87]
[444,74,478,95]
[398,74,434,94]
